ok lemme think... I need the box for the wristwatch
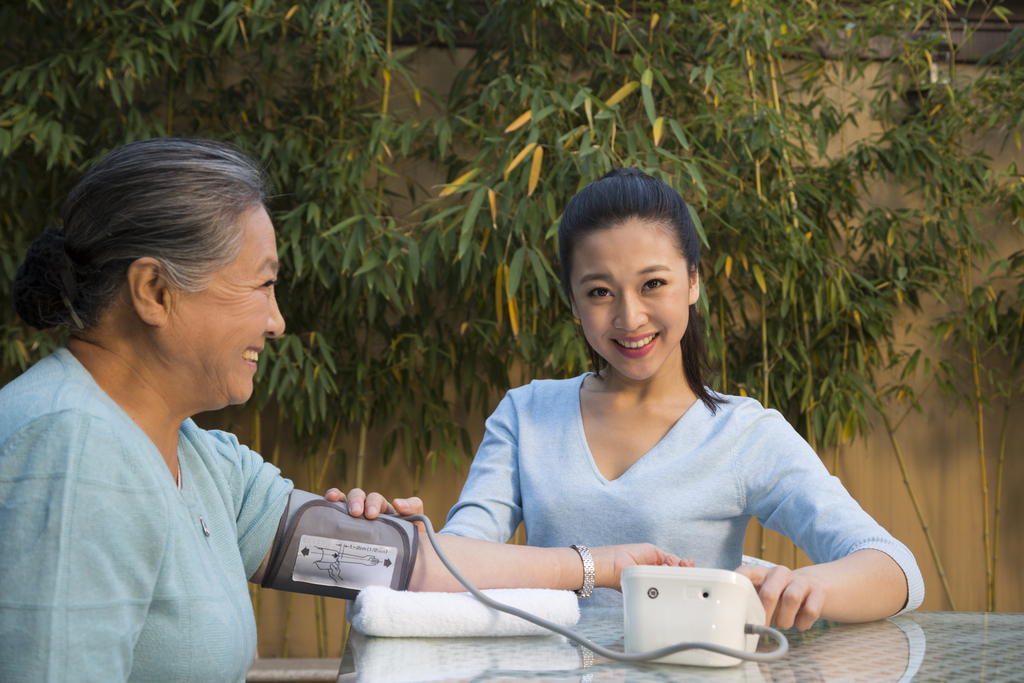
[570,544,595,598]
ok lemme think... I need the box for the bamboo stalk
[320,594,330,656]
[882,411,956,610]
[355,324,372,489]
[166,77,174,136]
[610,0,619,51]
[316,419,342,491]
[993,403,1008,610]
[958,250,992,611]
[720,293,728,392]
[835,325,850,476]
[281,593,295,657]
[355,422,369,489]
[991,306,1023,609]
[382,0,393,116]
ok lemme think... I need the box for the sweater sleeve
[200,428,293,579]
[739,407,925,614]
[0,411,169,682]
[441,393,523,542]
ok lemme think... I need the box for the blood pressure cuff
[261,489,418,600]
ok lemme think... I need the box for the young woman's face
[569,218,699,384]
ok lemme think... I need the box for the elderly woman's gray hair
[13,138,269,330]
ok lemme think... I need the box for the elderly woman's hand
[324,487,423,519]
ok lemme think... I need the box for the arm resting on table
[737,548,909,631]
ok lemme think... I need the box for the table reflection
[339,610,1024,683]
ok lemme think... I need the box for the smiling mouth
[613,333,658,350]
[242,350,259,363]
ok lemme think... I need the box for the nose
[266,290,286,338]
[614,291,648,331]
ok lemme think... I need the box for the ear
[687,271,701,306]
[126,258,173,327]
[569,291,580,320]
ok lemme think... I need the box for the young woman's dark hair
[558,168,725,414]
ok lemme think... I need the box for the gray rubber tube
[403,513,789,664]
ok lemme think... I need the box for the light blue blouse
[0,348,293,682]
[443,374,926,610]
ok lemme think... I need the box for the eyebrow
[258,257,280,276]
[577,265,671,285]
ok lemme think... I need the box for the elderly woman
[0,138,685,682]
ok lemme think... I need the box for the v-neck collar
[573,372,702,484]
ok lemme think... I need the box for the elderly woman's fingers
[362,492,393,518]
[324,488,345,502]
[343,488,368,516]
[391,497,425,516]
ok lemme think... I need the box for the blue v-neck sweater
[0,348,293,681]
[443,375,925,610]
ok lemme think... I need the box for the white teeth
[615,334,657,349]
[242,350,259,362]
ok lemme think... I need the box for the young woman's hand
[733,564,826,631]
[591,544,694,591]
[324,487,423,519]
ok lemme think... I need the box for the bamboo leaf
[504,142,538,179]
[642,83,657,126]
[488,188,498,228]
[507,246,526,298]
[668,118,690,150]
[753,264,767,294]
[605,81,638,107]
[652,116,664,146]
[439,168,481,197]
[527,248,549,299]
[354,252,383,277]
[504,110,532,133]
[458,187,487,259]
[495,265,504,325]
[508,296,520,339]
[528,146,543,196]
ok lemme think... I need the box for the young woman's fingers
[772,580,810,630]
[733,565,768,590]
[793,583,826,631]
[755,566,794,626]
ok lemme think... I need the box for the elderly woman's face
[168,206,284,410]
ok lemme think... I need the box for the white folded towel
[347,586,580,638]
[349,631,581,683]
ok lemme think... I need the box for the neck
[67,335,186,472]
[593,352,698,408]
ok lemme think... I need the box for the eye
[587,287,611,298]
[262,279,278,288]
[643,279,667,290]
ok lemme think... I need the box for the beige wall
[205,48,1023,659]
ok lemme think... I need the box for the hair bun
[12,228,72,330]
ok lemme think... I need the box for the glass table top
[337,608,1024,682]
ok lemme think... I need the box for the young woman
[337,168,924,631]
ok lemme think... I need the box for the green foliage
[2,0,1023,478]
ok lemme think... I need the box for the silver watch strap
[570,544,595,599]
